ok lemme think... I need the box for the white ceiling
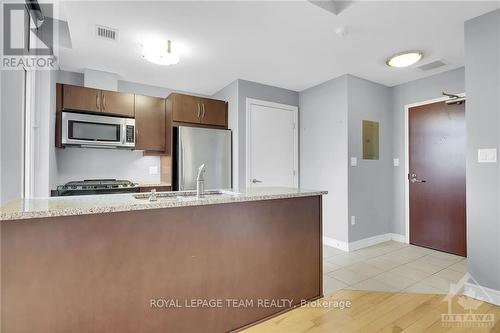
[57,1,500,95]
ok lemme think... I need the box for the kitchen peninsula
[1,187,325,333]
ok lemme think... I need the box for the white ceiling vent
[95,25,119,42]
[417,60,446,71]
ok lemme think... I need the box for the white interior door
[246,99,298,188]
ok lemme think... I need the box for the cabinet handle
[202,104,206,118]
[103,94,106,111]
[96,94,100,110]
[197,104,201,118]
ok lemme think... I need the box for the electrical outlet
[350,216,356,225]
[149,166,159,175]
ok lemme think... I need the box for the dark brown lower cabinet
[1,196,322,333]
[134,95,167,152]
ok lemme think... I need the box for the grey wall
[347,75,393,242]
[464,9,500,291]
[212,80,239,189]
[300,75,349,242]
[237,79,299,188]
[0,70,25,204]
[391,67,465,235]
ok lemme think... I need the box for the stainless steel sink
[133,190,239,201]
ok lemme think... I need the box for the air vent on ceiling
[95,25,119,42]
[417,60,446,71]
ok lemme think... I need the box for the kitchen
[2,1,500,333]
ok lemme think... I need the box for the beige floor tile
[388,265,431,282]
[323,245,345,259]
[325,253,364,267]
[392,246,432,260]
[434,268,466,283]
[448,259,468,274]
[427,251,465,263]
[328,267,370,285]
[364,256,402,271]
[419,275,454,292]
[372,271,417,290]
[352,247,388,259]
[377,253,414,265]
[414,255,457,269]
[345,262,384,277]
[403,282,446,294]
[351,278,399,292]
[323,261,338,274]
[323,275,348,296]
[402,260,444,275]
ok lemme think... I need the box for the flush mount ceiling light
[386,51,423,68]
[142,39,180,66]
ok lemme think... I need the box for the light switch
[478,148,497,163]
[149,166,159,175]
[350,157,358,167]
[393,158,400,167]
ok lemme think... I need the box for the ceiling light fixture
[142,39,180,66]
[386,51,423,68]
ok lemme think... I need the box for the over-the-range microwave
[61,111,135,149]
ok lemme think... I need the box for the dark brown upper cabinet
[200,97,227,126]
[62,85,101,113]
[101,90,135,117]
[134,95,167,152]
[61,84,134,118]
[169,93,227,128]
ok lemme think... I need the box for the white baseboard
[389,233,407,243]
[323,233,407,252]
[464,282,500,306]
[323,236,349,252]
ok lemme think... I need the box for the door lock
[410,173,426,183]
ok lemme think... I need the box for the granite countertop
[136,182,172,188]
[0,187,327,221]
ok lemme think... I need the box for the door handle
[202,104,206,118]
[102,94,106,111]
[251,178,262,184]
[96,94,100,110]
[197,104,201,118]
[410,173,426,183]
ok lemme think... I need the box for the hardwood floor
[242,290,500,333]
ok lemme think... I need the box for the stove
[54,179,139,196]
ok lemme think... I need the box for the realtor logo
[2,2,56,69]
[441,273,495,328]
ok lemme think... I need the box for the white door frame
[245,98,299,188]
[404,93,465,243]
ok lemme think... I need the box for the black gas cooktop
[54,179,139,196]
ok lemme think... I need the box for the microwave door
[61,112,135,148]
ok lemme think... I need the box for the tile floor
[323,241,467,295]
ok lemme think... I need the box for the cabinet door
[62,85,101,112]
[200,98,227,127]
[135,95,166,152]
[172,94,201,124]
[101,90,135,117]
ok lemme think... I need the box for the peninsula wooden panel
[1,196,322,333]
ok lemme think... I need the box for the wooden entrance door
[409,101,466,256]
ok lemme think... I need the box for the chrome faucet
[149,188,157,202]
[196,164,206,198]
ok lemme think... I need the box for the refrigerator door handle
[179,140,185,190]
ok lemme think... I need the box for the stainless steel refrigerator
[173,126,232,191]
